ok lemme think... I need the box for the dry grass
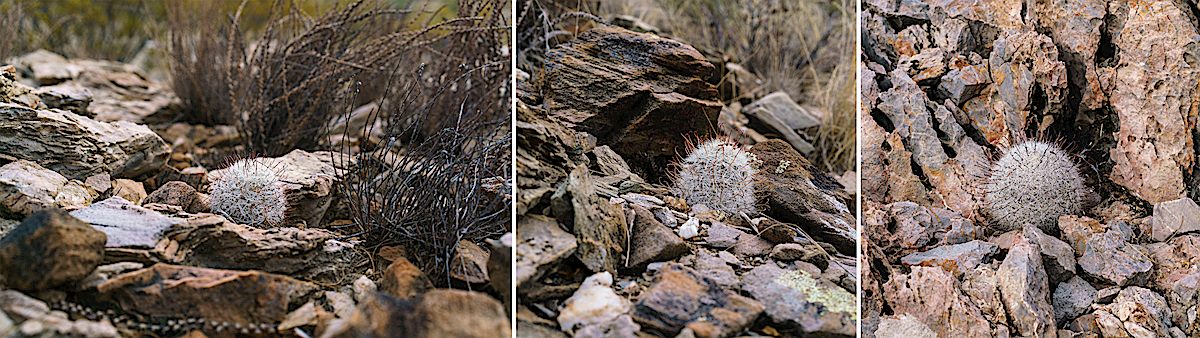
[0,4,20,60]
[0,0,165,62]
[328,0,510,284]
[520,0,856,173]
[167,0,511,282]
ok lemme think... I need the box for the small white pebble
[678,218,700,239]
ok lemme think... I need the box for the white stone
[557,272,630,333]
[679,217,700,239]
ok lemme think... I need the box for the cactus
[674,139,758,215]
[209,158,287,226]
[984,140,1087,232]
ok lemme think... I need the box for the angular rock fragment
[12,50,179,123]
[0,103,169,180]
[1078,231,1152,287]
[876,69,989,218]
[1057,215,1110,253]
[742,263,854,336]
[0,289,118,337]
[515,102,586,214]
[1053,276,1097,325]
[0,209,106,291]
[770,242,823,263]
[143,181,209,213]
[960,265,1007,325]
[487,233,513,311]
[1023,225,1076,285]
[33,82,91,116]
[1094,287,1172,337]
[0,66,44,109]
[552,165,627,273]
[165,213,359,284]
[558,272,630,333]
[379,256,432,300]
[632,264,764,337]
[626,205,687,269]
[704,222,742,249]
[515,214,577,288]
[1107,0,1200,204]
[883,266,991,338]
[542,25,720,178]
[996,235,1056,338]
[743,91,818,154]
[450,240,491,284]
[1147,234,1200,292]
[0,160,96,218]
[109,178,146,204]
[749,140,855,254]
[938,62,988,104]
[1151,197,1200,241]
[874,314,936,338]
[575,314,639,338]
[328,289,510,338]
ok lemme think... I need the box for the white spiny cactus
[674,139,758,215]
[985,140,1087,232]
[209,158,287,227]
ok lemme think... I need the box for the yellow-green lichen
[776,269,856,315]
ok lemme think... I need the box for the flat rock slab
[741,264,855,336]
[96,263,317,328]
[542,25,721,179]
[12,50,178,123]
[900,240,998,276]
[0,103,169,180]
[163,213,359,284]
[0,160,96,218]
[70,196,178,248]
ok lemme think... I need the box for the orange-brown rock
[378,256,432,299]
[96,263,318,328]
[330,290,510,338]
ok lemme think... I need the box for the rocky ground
[515,22,858,337]
[0,50,511,338]
[862,0,1200,337]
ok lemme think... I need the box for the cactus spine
[674,139,758,215]
[984,140,1087,232]
[209,158,287,226]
